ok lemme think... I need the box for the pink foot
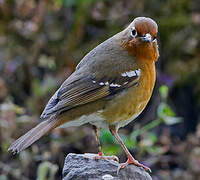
[118,157,151,174]
[93,154,119,162]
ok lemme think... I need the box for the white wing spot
[110,83,121,87]
[96,81,122,87]
[127,71,136,77]
[121,69,141,78]
[135,69,141,76]
[121,72,127,77]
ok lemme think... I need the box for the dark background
[0,0,200,179]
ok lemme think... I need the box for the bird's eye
[131,28,137,37]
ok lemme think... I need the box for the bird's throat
[121,39,159,63]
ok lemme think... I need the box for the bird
[8,17,159,172]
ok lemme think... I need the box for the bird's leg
[93,125,103,156]
[109,126,151,173]
[92,125,118,162]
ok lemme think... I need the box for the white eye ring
[131,27,137,37]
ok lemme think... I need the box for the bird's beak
[140,33,152,43]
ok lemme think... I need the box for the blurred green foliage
[37,161,58,180]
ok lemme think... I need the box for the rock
[62,153,152,180]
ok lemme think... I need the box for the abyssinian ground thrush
[9,17,159,172]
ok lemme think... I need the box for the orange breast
[102,61,156,128]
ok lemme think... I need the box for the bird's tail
[8,116,59,154]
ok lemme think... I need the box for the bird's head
[120,17,159,62]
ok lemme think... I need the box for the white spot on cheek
[105,82,109,85]
[92,80,96,83]
[99,82,104,85]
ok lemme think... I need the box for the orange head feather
[120,17,159,62]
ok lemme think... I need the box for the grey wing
[40,89,60,119]
[40,69,140,119]
[40,73,110,119]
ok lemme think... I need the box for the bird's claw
[117,159,151,175]
[93,155,119,162]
